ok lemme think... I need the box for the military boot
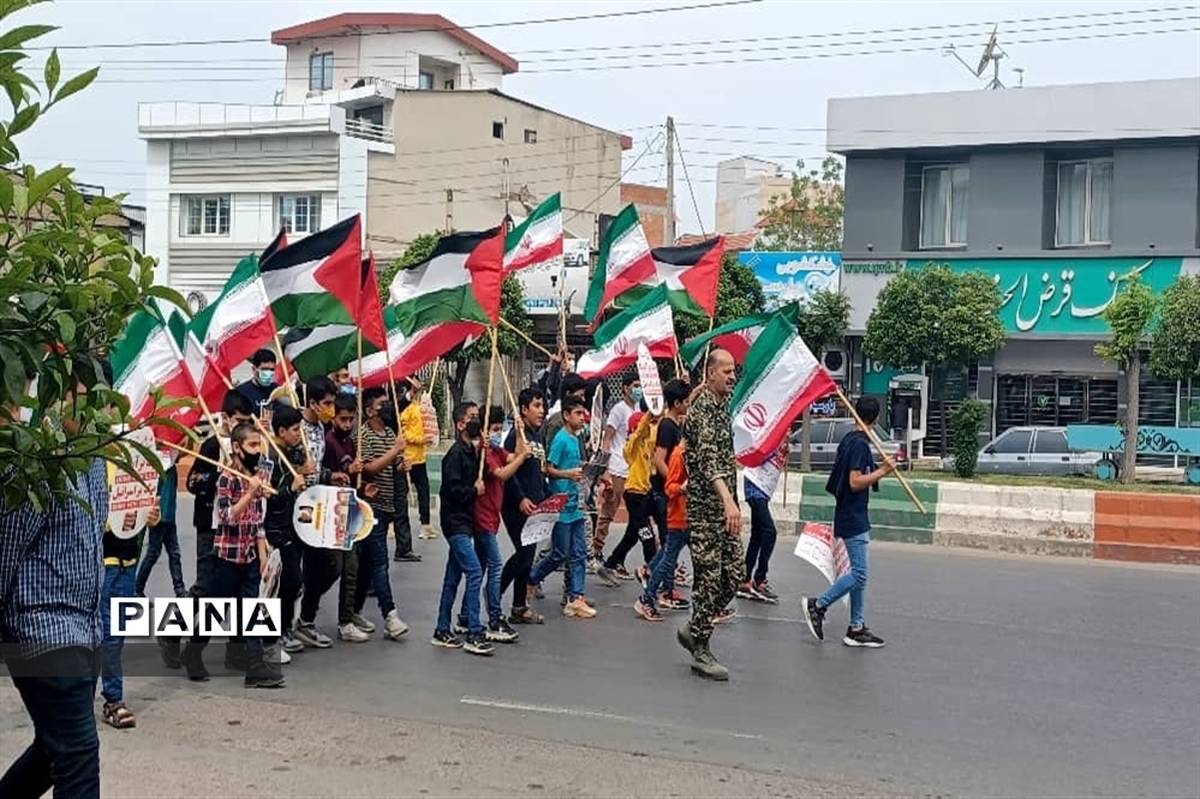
[676,625,695,656]
[690,645,730,681]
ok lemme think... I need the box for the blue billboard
[737,251,841,305]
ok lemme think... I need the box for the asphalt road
[4,495,1199,798]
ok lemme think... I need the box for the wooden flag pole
[833,386,926,516]
[700,313,717,371]
[498,316,554,359]
[478,326,499,481]
[160,438,277,496]
[265,337,315,467]
[355,330,365,489]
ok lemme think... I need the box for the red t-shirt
[474,445,508,534]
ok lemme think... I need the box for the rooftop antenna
[942,24,1009,90]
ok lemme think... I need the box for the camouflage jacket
[682,387,736,522]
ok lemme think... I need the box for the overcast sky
[14,0,1200,235]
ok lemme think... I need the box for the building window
[183,195,230,236]
[492,121,504,140]
[308,52,334,92]
[919,164,968,248]
[524,129,537,144]
[278,194,321,235]
[418,71,434,91]
[443,79,454,91]
[1056,158,1112,247]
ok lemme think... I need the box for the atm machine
[888,373,929,460]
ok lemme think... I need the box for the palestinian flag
[111,307,199,442]
[388,226,504,332]
[262,227,288,262]
[679,302,801,368]
[583,204,654,326]
[281,324,360,382]
[350,308,485,389]
[731,313,838,467]
[504,193,562,273]
[258,215,385,348]
[613,236,725,319]
[357,253,388,356]
[184,255,276,410]
[576,284,677,379]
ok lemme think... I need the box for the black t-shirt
[188,435,222,531]
[651,417,682,494]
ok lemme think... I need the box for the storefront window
[996,375,1118,433]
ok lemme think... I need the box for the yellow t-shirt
[400,402,426,465]
[622,417,657,495]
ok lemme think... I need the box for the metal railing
[344,117,393,144]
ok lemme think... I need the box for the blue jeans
[744,497,777,583]
[437,533,483,636]
[817,531,870,628]
[135,521,186,597]
[641,528,689,606]
[462,533,503,625]
[99,564,137,703]
[1,647,99,799]
[354,513,396,618]
[529,518,586,600]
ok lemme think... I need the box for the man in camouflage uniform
[677,348,745,681]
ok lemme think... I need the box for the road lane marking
[460,696,765,741]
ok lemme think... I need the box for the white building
[140,12,628,309]
[714,156,792,235]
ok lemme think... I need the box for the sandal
[509,608,544,625]
[102,701,136,729]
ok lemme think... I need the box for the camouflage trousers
[687,523,746,646]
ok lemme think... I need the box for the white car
[945,426,1102,476]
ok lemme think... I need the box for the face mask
[317,406,335,424]
[339,383,356,396]
[242,452,261,471]
[631,388,644,404]
[257,369,275,387]
[464,419,482,440]
[488,431,504,449]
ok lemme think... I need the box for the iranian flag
[583,204,655,326]
[576,283,677,379]
[111,307,200,443]
[504,193,562,273]
[613,236,725,319]
[731,313,838,466]
[679,302,801,368]
[184,255,276,410]
[350,308,484,389]
[389,226,504,332]
[258,215,387,349]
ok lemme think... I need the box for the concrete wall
[1111,145,1200,252]
[366,91,622,258]
[842,157,906,258]
[935,482,1094,557]
[965,151,1047,255]
[621,183,668,247]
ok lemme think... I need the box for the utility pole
[444,189,454,233]
[664,116,676,246]
[502,157,511,217]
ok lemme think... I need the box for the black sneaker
[753,580,779,604]
[842,626,885,648]
[453,617,469,636]
[157,637,181,669]
[431,630,464,649]
[244,671,286,689]
[463,634,495,657]
[486,618,519,643]
[801,597,825,642]
[393,551,423,563]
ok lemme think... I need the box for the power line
[672,129,706,237]
[26,0,761,51]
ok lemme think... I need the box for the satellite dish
[975,26,998,77]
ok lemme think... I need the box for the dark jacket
[265,443,308,546]
[187,435,222,531]
[439,439,479,537]
[502,423,547,513]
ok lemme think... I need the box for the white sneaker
[338,623,370,643]
[350,613,376,634]
[279,648,292,665]
[422,524,439,540]
[384,610,410,640]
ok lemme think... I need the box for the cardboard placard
[520,493,569,546]
[636,343,663,415]
[792,522,850,605]
[293,485,376,551]
[259,548,282,598]
[589,383,605,446]
[107,427,162,539]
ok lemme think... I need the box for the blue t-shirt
[826,431,874,538]
[547,427,584,523]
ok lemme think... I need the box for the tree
[864,266,1005,455]
[675,252,766,341]
[1,6,184,511]
[380,234,533,411]
[950,399,989,478]
[1149,275,1200,420]
[754,156,844,252]
[1095,275,1157,484]
[793,290,850,471]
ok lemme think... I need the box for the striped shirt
[0,460,107,659]
[360,425,398,514]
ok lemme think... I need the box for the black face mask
[379,401,398,431]
[464,419,482,440]
[242,452,261,471]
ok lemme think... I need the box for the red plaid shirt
[214,473,265,564]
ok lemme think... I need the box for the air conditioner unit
[821,347,847,381]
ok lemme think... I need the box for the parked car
[943,425,1103,476]
[787,418,906,471]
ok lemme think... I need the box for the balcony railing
[139,102,332,133]
[344,117,393,144]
